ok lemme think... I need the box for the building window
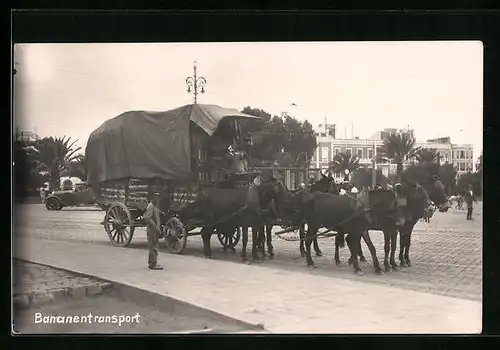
[460,162,465,171]
[368,149,374,159]
[321,147,329,162]
[445,153,449,162]
[346,148,352,157]
[460,150,465,159]
[357,148,363,158]
[335,148,341,156]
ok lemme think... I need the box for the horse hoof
[300,252,305,258]
[335,261,341,266]
[391,264,399,271]
[315,251,323,257]
[360,256,367,262]
[406,260,412,267]
[354,270,364,276]
[269,253,275,260]
[400,262,407,268]
[204,255,212,259]
[375,268,382,275]
[384,265,390,273]
[348,259,353,265]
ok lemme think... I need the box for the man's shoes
[148,265,163,270]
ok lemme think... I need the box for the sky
[13,41,483,163]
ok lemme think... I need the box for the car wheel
[46,198,62,211]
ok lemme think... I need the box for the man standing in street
[464,184,476,220]
[144,192,163,270]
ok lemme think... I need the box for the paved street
[14,203,482,302]
[13,261,255,334]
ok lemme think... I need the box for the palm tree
[328,152,361,181]
[378,132,420,182]
[67,153,87,181]
[415,148,442,164]
[32,136,82,190]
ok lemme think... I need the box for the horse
[178,174,281,262]
[276,187,399,275]
[398,177,449,267]
[334,176,449,270]
[256,173,338,259]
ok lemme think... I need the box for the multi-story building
[311,124,474,181]
[15,129,40,142]
[414,137,474,174]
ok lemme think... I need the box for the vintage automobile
[45,182,99,210]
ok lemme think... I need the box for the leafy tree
[351,167,388,189]
[456,172,481,196]
[328,152,361,181]
[415,148,441,164]
[378,132,420,181]
[475,152,483,197]
[402,162,440,185]
[439,163,457,195]
[32,136,81,190]
[241,106,317,167]
[14,140,40,198]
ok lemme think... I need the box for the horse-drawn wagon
[85,104,261,254]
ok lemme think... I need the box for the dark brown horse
[334,177,449,271]
[256,173,338,259]
[178,175,282,262]
[276,187,397,275]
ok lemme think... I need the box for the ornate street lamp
[185,60,207,104]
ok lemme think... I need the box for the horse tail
[336,232,346,248]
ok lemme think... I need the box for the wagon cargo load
[86,104,260,185]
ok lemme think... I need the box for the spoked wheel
[45,197,62,211]
[217,227,241,249]
[162,217,187,254]
[104,202,135,247]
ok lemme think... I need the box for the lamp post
[185,61,207,104]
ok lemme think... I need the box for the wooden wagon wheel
[104,202,135,247]
[163,217,187,254]
[217,227,241,249]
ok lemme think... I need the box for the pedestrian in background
[144,192,163,270]
[464,184,476,220]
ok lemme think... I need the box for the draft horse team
[85,103,450,275]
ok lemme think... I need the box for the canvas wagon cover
[85,104,260,185]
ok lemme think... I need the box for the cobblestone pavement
[13,259,104,297]
[14,203,482,301]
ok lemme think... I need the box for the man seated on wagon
[209,122,249,184]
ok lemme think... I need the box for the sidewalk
[13,237,482,334]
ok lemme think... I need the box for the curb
[13,259,114,309]
[13,282,113,309]
[13,258,268,333]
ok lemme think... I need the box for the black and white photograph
[12,41,483,334]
